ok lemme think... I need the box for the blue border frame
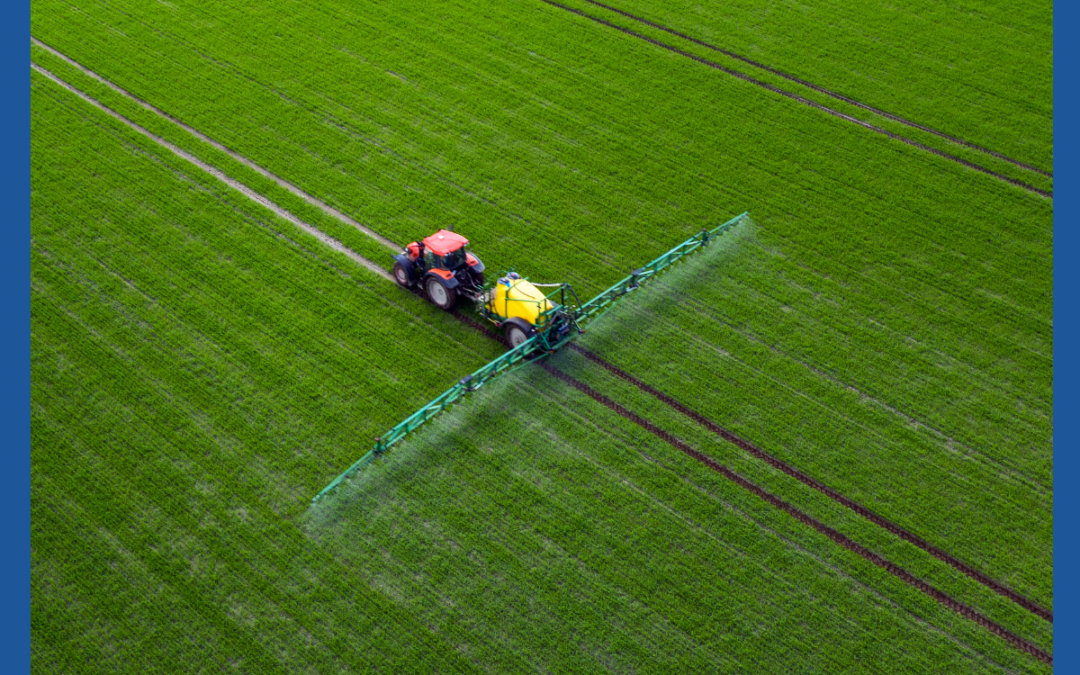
[20,3,1064,673]
[1055,2,1071,670]
[14,3,31,672]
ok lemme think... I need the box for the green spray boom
[312,211,748,503]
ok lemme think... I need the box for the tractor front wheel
[392,262,411,288]
[425,277,457,310]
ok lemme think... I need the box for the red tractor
[392,229,485,310]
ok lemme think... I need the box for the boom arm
[312,211,748,503]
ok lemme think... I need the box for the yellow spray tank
[489,273,554,324]
[480,272,580,349]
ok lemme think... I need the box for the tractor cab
[392,229,485,310]
[404,230,479,271]
[415,230,467,267]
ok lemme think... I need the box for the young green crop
[539,0,1052,196]
[568,227,1051,609]
[315,358,1048,674]
[30,0,1052,306]
[560,0,1052,173]
[31,72,501,672]
[30,0,1051,670]
[29,41,400,269]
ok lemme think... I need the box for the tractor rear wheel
[505,323,533,349]
[425,277,457,310]
[392,262,411,288]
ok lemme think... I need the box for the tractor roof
[423,230,469,256]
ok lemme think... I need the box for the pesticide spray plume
[309,214,757,511]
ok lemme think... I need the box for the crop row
[30,0,1051,318]
[29,41,399,270]
[317,358,1049,674]
[31,335,484,673]
[568,341,1051,622]
[540,359,1049,664]
[652,235,1051,482]
[567,0,1049,179]
[31,75,523,671]
[562,236,1051,611]
[542,0,1052,196]
[556,345,1052,650]
[567,0,1052,171]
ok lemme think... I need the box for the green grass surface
[575,225,1051,605]
[545,0,1053,195]
[567,0,1053,172]
[30,0,1052,294]
[31,0,1052,671]
[30,41,399,268]
[312,235,1049,674]
[31,72,501,672]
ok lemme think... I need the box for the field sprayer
[312,212,748,503]
[389,226,584,349]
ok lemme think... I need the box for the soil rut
[539,0,1051,198]
[31,62,392,281]
[569,343,1053,623]
[541,360,1052,665]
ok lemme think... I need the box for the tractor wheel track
[575,0,1051,179]
[31,37,401,253]
[568,343,1053,623]
[450,311,504,342]
[539,0,1051,199]
[540,360,1052,665]
[30,62,394,282]
[446,315,1054,626]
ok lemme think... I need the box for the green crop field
[31,0,1052,672]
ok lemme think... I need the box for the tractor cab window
[444,246,467,270]
[424,249,437,269]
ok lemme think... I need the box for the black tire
[505,322,534,349]
[392,262,411,288]
[425,276,457,310]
